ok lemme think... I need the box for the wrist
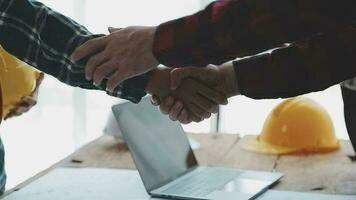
[148,26,160,68]
[144,70,156,94]
[219,61,240,97]
[144,66,171,96]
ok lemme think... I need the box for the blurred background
[0,0,349,190]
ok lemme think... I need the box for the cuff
[103,73,150,104]
[120,73,150,103]
[233,54,276,99]
[153,19,185,67]
[76,34,149,103]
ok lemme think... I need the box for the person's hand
[5,73,44,120]
[145,67,227,123]
[152,63,239,123]
[70,26,159,92]
[170,62,239,97]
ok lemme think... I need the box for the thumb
[170,68,188,90]
[108,27,122,33]
[170,67,200,90]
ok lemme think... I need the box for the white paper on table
[4,167,354,200]
[2,168,152,200]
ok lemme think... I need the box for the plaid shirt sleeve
[234,26,356,99]
[153,0,356,67]
[0,0,149,103]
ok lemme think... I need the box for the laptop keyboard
[161,167,242,197]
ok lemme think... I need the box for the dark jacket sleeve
[153,0,356,67]
[234,26,356,99]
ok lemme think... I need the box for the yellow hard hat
[242,97,340,155]
[0,47,41,118]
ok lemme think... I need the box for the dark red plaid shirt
[153,0,356,99]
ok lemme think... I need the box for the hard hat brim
[242,135,299,155]
[242,135,341,155]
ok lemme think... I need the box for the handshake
[70,26,239,124]
[146,63,239,124]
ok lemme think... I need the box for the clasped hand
[70,26,159,92]
[149,63,238,124]
[146,65,231,124]
[70,26,239,124]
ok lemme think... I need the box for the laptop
[112,98,283,200]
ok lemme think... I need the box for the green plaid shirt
[0,0,149,103]
[0,0,151,193]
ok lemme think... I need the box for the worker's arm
[153,0,356,67]
[234,26,356,99]
[155,26,356,123]
[0,0,149,103]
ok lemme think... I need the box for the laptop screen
[112,98,198,192]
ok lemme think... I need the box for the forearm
[153,0,356,67]
[217,61,240,98]
[0,0,94,86]
[234,26,356,99]
[0,0,148,103]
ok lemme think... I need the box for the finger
[16,106,31,114]
[151,95,161,106]
[106,69,128,92]
[21,96,37,107]
[159,96,175,115]
[108,27,122,33]
[197,84,228,105]
[178,109,190,124]
[4,111,15,120]
[189,113,204,123]
[170,68,185,90]
[7,108,26,119]
[93,61,116,86]
[204,112,212,119]
[190,93,217,113]
[36,73,45,85]
[170,67,200,90]
[106,63,138,91]
[5,112,20,120]
[70,37,107,61]
[169,101,184,121]
[19,102,35,110]
[85,52,110,81]
[186,102,205,120]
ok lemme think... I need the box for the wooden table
[5,133,356,196]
